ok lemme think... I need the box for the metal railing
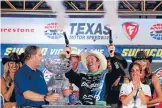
[1,0,162,16]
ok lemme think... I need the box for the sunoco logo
[44,22,63,39]
[150,23,162,40]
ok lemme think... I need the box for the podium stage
[42,105,111,108]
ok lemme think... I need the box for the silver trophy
[44,58,72,105]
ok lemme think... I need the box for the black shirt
[65,57,124,105]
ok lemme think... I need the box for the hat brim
[19,53,24,64]
[131,56,152,63]
[105,56,110,60]
[2,52,22,65]
[2,58,10,65]
[2,57,21,65]
[105,52,128,69]
[118,59,128,69]
[148,56,152,63]
[131,57,136,62]
[81,51,107,73]
[59,51,66,59]
[114,52,128,69]
[59,51,80,59]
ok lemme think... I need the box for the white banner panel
[1,17,162,45]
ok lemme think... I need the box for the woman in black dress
[1,53,22,108]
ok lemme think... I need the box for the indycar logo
[44,22,63,39]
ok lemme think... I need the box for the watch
[138,87,142,92]
[44,95,47,102]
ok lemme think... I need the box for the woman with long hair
[1,53,22,108]
[119,62,151,108]
[132,51,162,108]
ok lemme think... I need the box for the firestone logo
[44,22,63,39]
[1,28,34,32]
[122,22,139,40]
[150,23,162,40]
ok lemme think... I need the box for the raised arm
[138,87,151,105]
[119,84,137,105]
[148,74,162,106]
[106,44,125,85]
[1,78,14,101]
[65,69,82,88]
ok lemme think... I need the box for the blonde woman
[1,53,22,108]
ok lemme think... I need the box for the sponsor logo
[2,45,162,62]
[150,23,162,40]
[69,23,109,41]
[43,69,53,82]
[121,48,162,57]
[3,47,48,56]
[44,22,63,39]
[2,47,104,57]
[1,28,34,32]
[122,22,139,40]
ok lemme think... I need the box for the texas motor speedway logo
[69,23,110,41]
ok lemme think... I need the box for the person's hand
[10,73,15,81]
[63,46,72,58]
[132,75,140,89]
[45,93,59,102]
[106,44,115,57]
[62,89,72,97]
[132,77,139,96]
[132,88,137,96]
[124,76,130,84]
[4,102,16,108]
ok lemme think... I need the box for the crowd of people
[1,44,162,108]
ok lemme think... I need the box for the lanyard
[132,87,139,108]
